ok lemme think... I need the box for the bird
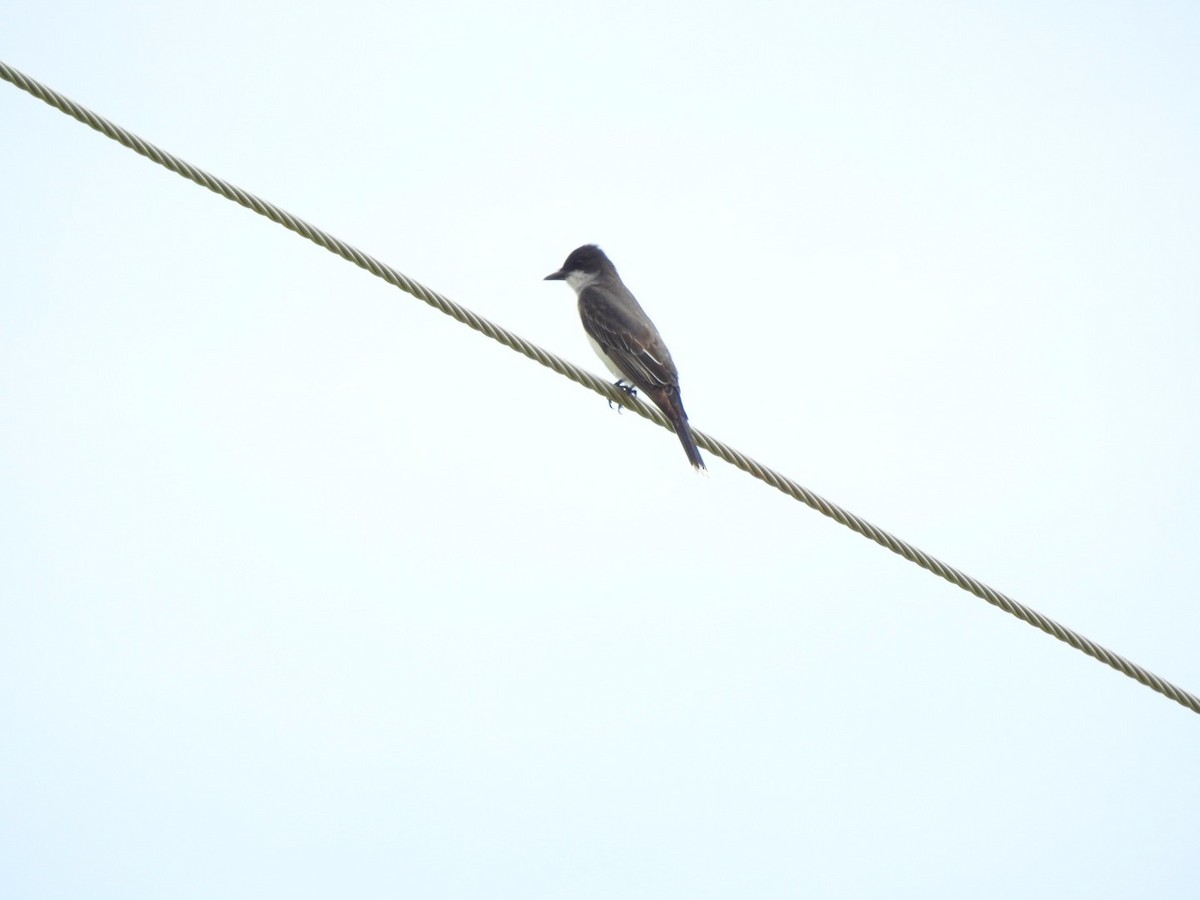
[545,244,706,471]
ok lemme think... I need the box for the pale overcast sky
[3,2,1199,898]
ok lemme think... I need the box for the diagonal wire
[3,58,1197,715]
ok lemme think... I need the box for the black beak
[544,270,566,281]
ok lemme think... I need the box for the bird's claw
[608,380,638,412]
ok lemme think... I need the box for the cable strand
[4,58,1196,715]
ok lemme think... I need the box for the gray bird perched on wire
[545,245,705,472]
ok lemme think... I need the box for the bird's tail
[654,389,706,472]
[676,419,707,472]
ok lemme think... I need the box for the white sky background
[2,2,1199,897]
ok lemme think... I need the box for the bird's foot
[608,380,638,412]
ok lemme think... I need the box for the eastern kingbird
[545,244,706,471]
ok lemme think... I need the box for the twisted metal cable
[4,59,1197,715]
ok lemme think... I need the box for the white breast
[588,335,628,381]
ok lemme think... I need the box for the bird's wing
[578,284,679,393]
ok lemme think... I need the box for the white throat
[563,269,601,295]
